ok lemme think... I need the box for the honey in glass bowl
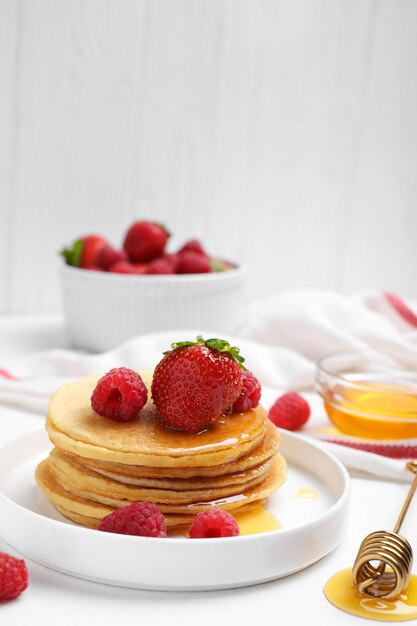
[316,350,417,439]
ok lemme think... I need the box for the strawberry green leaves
[60,239,83,266]
[168,335,246,368]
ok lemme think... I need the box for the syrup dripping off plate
[0,428,349,591]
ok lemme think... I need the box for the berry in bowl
[59,221,245,351]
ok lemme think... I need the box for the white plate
[0,427,349,591]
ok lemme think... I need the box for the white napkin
[1,289,417,482]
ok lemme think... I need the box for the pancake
[62,419,280,480]
[35,454,287,517]
[46,373,267,467]
[36,460,270,529]
[75,456,276,490]
[36,459,115,521]
[52,504,201,531]
[38,370,288,536]
[54,505,100,529]
[48,447,276,504]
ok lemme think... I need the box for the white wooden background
[1,0,416,313]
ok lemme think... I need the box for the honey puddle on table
[324,568,417,621]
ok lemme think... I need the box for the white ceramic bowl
[59,263,246,352]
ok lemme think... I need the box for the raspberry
[96,245,127,271]
[84,264,101,271]
[178,239,208,257]
[108,261,136,274]
[98,502,167,537]
[0,552,28,600]
[189,510,239,538]
[177,251,211,274]
[91,368,148,421]
[232,371,261,413]
[132,263,148,274]
[268,392,310,431]
[162,253,180,272]
[146,258,174,275]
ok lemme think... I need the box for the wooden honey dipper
[352,461,417,599]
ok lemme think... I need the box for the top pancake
[62,419,280,479]
[46,372,268,468]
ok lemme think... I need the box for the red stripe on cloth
[323,438,417,459]
[384,292,417,328]
[0,368,19,381]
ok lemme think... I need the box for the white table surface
[1,315,417,625]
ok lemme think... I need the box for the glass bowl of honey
[316,350,417,439]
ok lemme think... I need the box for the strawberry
[61,235,108,269]
[123,221,169,263]
[151,336,245,433]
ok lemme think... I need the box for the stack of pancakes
[36,372,287,533]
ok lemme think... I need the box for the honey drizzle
[235,506,281,535]
[295,488,318,499]
[169,505,281,537]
